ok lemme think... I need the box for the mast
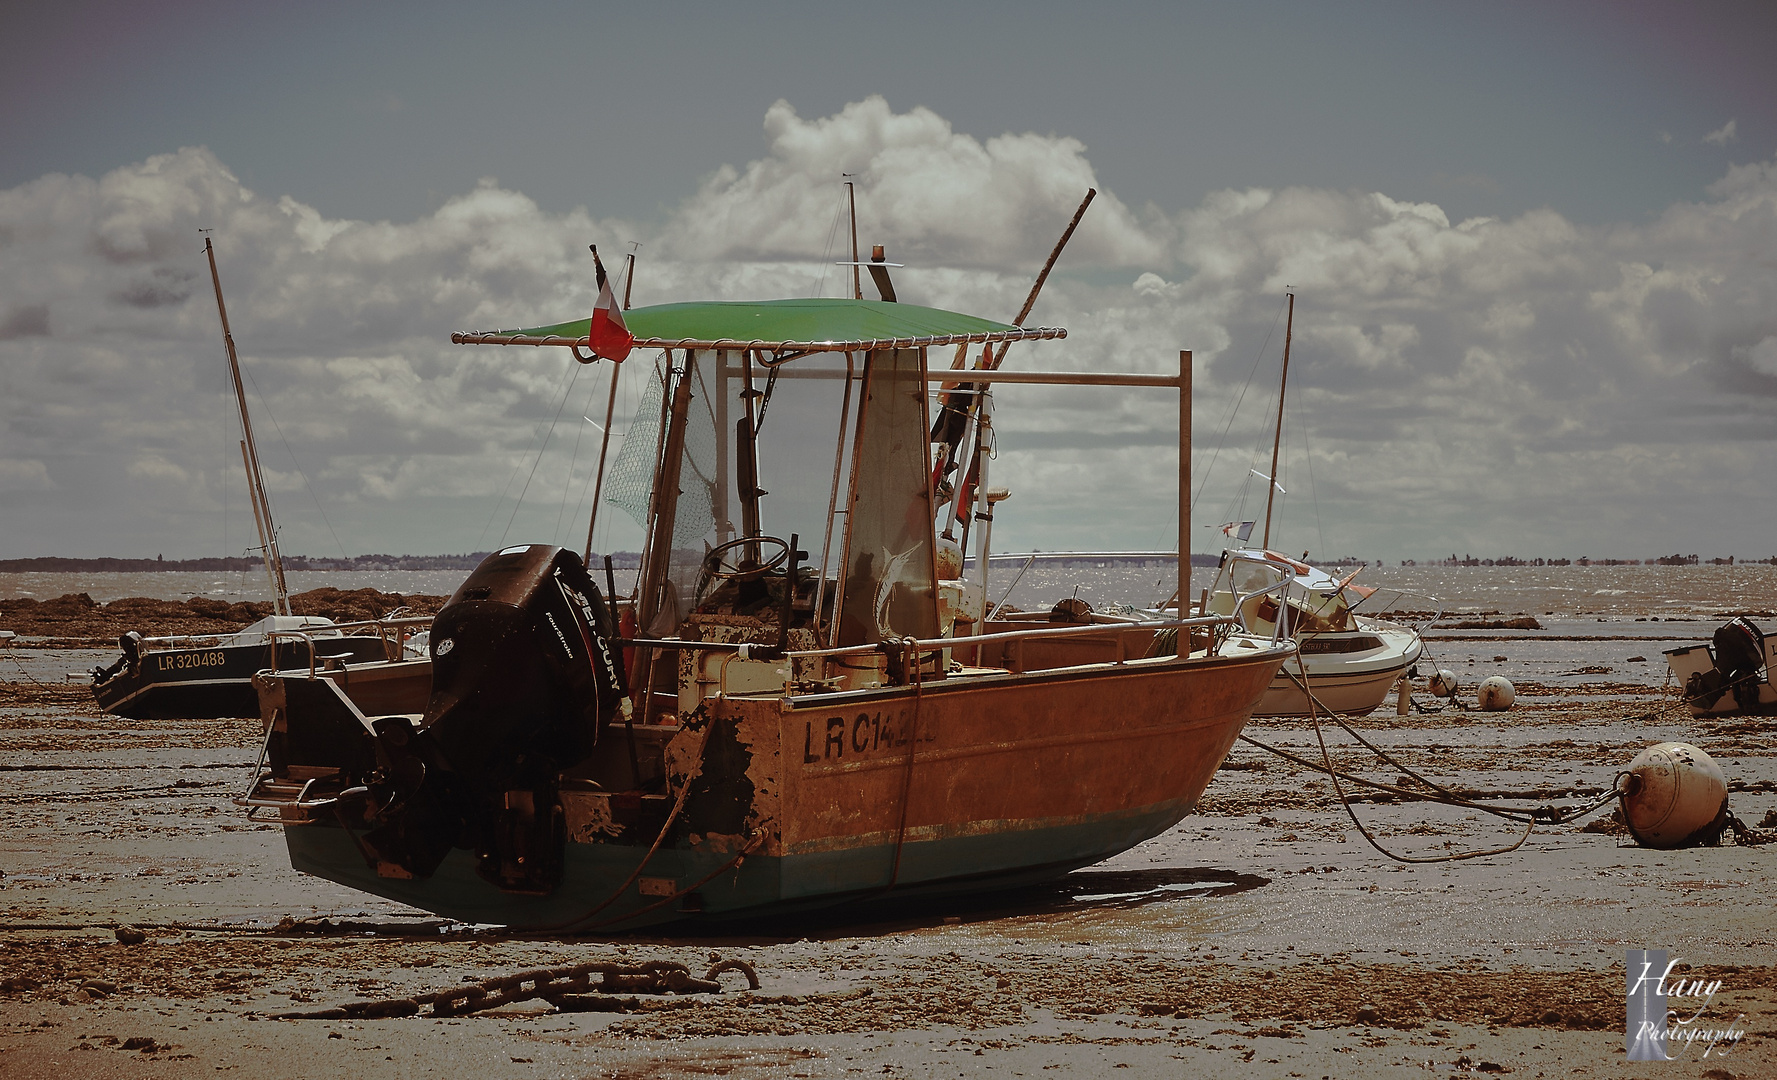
[205,237,290,615]
[583,243,640,563]
[1260,291,1294,551]
[1180,350,1191,626]
[844,176,861,300]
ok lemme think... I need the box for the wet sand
[1,631,1773,1078]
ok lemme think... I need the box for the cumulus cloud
[3,99,1776,560]
[1703,119,1737,146]
[655,97,1165,270]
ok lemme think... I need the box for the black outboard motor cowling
[1712,616,1765,713]
[423,544,623,780]
[366,545,624,891]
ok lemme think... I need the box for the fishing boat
[90,239,420,720]
[1199,293,1429,717]
[236,258,1295,929]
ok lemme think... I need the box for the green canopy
[451,298,1064,354]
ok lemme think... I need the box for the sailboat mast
[1260,292,1294,552]
[845,177,861,300]
[238,439,277,601]
[205,237,290,615]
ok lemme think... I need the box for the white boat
[1665,616,1776,716]
[1205,548,1424,716]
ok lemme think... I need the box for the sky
[2,0,1775,563]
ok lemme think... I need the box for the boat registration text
[803,710,929,764]
[156,651,227,671]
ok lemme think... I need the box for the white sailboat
[90,238,420,718]
[1203,293,1430,717]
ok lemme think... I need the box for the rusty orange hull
[285,648,1285,929]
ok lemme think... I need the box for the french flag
[588,246,634,362]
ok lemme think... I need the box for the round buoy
[1620,742,1728,849]
[1477,676,1515,710]
[934,536,964,580]
[1428,669,1459,697]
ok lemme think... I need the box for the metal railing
[1349,587,1445,634]
[619,556,1299,703]
[264,616,434,678]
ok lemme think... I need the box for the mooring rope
[541,715,717,932]
[1240,657,1626,864]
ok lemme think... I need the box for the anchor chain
[269,958,760,1020]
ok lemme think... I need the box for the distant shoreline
[2,552,1770,572]
[0,553,638,573]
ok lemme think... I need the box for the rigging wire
[813,185,849,298]
[554,373,606,546]
[568,372,623,553]
[241,366,349,561]
[218,397,232,593]
[1301,395,1329,561]
[476,355,580,550]
[1153,294,1290,569]
[1189,296,1288,514]
[499,360,584,547]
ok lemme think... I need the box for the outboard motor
[1713,617,1765,713]
[92,630,142,685]
[365,544,624,891]
[1687,616,1766,712]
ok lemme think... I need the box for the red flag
[588,246,634,361]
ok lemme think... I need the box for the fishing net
[603,353,719,629]
[604,354,718,550]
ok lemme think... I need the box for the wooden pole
[1261,292,1294,551]
[990,188,1095,370]
[634,353,695,726]
[936,188,1099,540]
[582,363,622,565]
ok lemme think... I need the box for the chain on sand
[269,958,760,1020]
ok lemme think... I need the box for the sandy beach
[2,622,1773,1078]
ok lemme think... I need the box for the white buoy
[1428,669,1459,697]
[934,536,964,580]
[1620,742,1728,849]
[1477,676,1515,711]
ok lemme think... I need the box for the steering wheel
[702,535,791,582]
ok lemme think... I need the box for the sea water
[2,562,1772,620]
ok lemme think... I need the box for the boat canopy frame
[451,297,1065,364]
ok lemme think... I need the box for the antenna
[623,241,640,309]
